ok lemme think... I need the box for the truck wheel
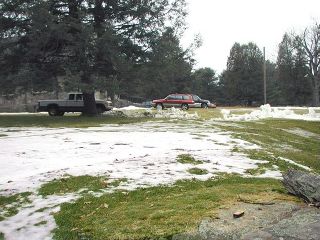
[58,111,65,116]
[48,106,59,116]
[96,105,105,114]
[201,103,208,109]
[181,104,189,110]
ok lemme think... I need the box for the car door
[67,94,84,111]
[166,95,183,108]
[163,95,175,108]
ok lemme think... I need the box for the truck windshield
[69,94,75,100]
[76,94,83,100]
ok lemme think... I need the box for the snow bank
[154,108,199,119]
[113,106,148,111]
[109,107,199,119]
[221,104,320,121]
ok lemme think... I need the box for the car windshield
[192,95,200,101]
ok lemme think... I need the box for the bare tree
[296,22,320,106]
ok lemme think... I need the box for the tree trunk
[312,80,320,107]
[82,91,97,116]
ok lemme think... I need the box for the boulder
[241,208,320,240]
[282,170,320,203]
[172,202,320,240]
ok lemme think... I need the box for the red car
[152,94,194,110]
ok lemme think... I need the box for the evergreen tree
[128,28,194,99]
[221,42,264,105]
[0,0,188,114]
[191,67,218,101]
[276,33,312,105]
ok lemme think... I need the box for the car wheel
[181,103,189,110]
[156,103,163,110]
[48,106,59,116]
[201,103,208,109]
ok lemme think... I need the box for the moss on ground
[38,175,108,196]
[34,220,47,226]
[241,149,306,175]
[218,119,320,172]
[52,176,296,240]
[0,192,32,221]
[108,178,129,188]
[187,168,209,175]
[177,154,203,165]
[0,115,152,128]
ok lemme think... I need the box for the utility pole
[263,47,267,104]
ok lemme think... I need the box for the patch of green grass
[293,109,308,115]
[0,134,7,137]
[229,109,254,115]
[188,108,223,119]
[0,232,4,240]
[218,119,320,172]
[108,178,128,188]
[38,175,108,196]
[187,168,209,175]
[0,115,152,128]
[0,192,32,221]
[34,207,50,213]
[34,220,47,226]
[53,176,295,240]
[244,150,306,175]
[177,154,203,165]
[189,106,257,120]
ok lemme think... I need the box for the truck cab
[37,92,112,116]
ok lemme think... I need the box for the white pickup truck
[37,92,112,116]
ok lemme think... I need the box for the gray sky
[181,0,320,74]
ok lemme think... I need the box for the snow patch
[113,106,148,111]
[0,194,76,240]
[0,122,258,194]
[278,157,312,171]
[0,121,311,239]
[283,128,320,139]
[256,170,283,179]
[221,104,320,121]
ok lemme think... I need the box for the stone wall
[0,91,109,113]
[0,92,61,112]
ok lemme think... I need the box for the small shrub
[177,154,203,165]
[187,168,209,175]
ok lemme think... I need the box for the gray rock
[195,202,301,240]
[282,170,320,203]
[172,201,320,240]
[240,230,275,240]
[242,208,320,240]
[172,232,204,240]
